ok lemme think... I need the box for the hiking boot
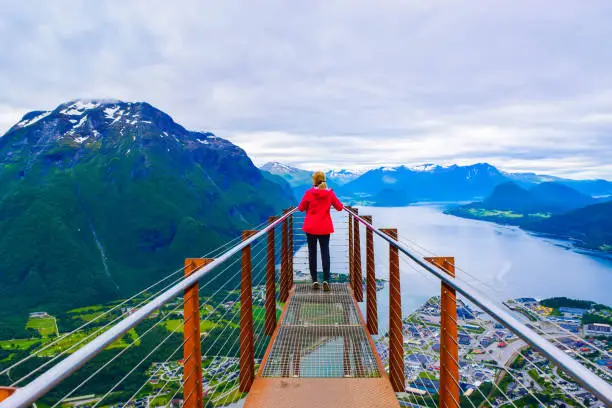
[323,281,330,292]
[312,281,320,290]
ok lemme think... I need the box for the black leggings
[306,233,331,282]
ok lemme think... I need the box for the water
[293,205,612,333]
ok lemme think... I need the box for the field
[0,338,41,350]
[26,317,58,337]
[162,319,217,334]
[465,209,524,219]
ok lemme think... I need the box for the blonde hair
[312,171,327,189]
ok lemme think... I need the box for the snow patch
[60,100,100,116]
[17,111,51,128]
[103,106,121,123]
[74,115,88,129]
[74,136,89,143]
[197,138,209,145]
[382,167,397,172]
[410,164,440,172]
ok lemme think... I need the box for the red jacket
[298,188,344,235]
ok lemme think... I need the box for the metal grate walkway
[262,283,379,378]
[245,283,400,408]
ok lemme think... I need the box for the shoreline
[441,207,612,258]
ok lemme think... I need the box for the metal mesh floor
[284,294,361,326]
[262,283,380,378]
[262,326,380,378]
[293,282,349,295]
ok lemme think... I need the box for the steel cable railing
[1,220,273,388]
[100,243,270,407]
[390,231,612,402]
[372,231,586,408]
[368,235,519,408]
[344,206,612,406]
[0,208,298,408]
[112,246,269,407]
[49,237,271,407]
[388,237,599,408]
[397,256,545,408]
[2,237,243,383]
[124,221,289,407]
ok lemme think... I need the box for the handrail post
[380,228,403,392]
[265,216,278,336]
[183,258,212,408]
[239,230,258,392]
[353,208,363,301]
[426,257,459,408]
[362,216,378,334]
[348,206,354,287]
[280,210,290,302]
[0,389,15,403]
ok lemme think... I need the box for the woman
[298,171,344,291]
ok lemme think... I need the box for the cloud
[0,0,611,178]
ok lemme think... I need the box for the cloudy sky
[1,1,611,179]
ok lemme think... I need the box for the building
[29,312,49,318]
[458,332,471,345]
[515,298,537,306]
[583,323,612,337]
[558,321,580,333]
[559,307,587,317]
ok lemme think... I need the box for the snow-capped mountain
[0,99,294,315]
[326,169,362,185]
[342,163,509,204]
[260,162,313,188]
[4,99,236,159]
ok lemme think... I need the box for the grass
[466,208,524,218]
[68,305,105,313]
[162,319,217,334]
[528,212,551,219]
[26,317,58,337]
[74,311,106,322]
[0,338,41,350]
[418,371,438,380]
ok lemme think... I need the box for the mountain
[478,182,597,214]
[448,181,599,221]
[343,163,509,204]
[259,161,349,198]
[326,169,362,185]
[260,162,313,188]
[505,172,612,198]
[480,182,541,213]
[529,182,596,211]
[0,99,294,327]
[526,201,612,252]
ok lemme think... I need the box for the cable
[397,253,588,408]
[119,239,273,406]
[3,229,266,380]
[52,239,270,407]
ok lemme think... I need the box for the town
[374,296,611,407]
